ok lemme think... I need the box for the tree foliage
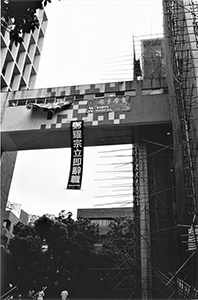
[96,217,137,299]
[1,0,52,45]
[2,214,136,299]
[3,213,99,299]
[104,217,135,250]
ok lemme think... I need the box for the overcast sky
[8,0,163,219]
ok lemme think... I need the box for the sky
[7,0,163,219]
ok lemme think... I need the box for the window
[91,219,111,227]
[17,99,27,106]
[75,95,84,100]
[95,93,104,98]
[46,97,55,103]
[36,98,46,104]
[9,100,18,106]
[27,99,36,104]
[3,220,11,231]
[116,91,125,96]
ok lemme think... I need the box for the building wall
[1,9,48,226]
[162,0,198,292]
[2,211,20,247]
[77,207,133,219]
[1,79,171,152]
[1,209,29,248]
[0,151,17,219]
[77,207,133,236]
[1,9,48,92]
[163,0,198,226]
[141,38,165,79]
[145,125,177,298]
[132,123,176,299]
[20,209,29,224]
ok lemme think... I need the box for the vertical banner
[67,121,84,190]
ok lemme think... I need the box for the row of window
[8,92,126,107]
[2,219,11,231]
[9,96,74,107]
[91,219,112,227]
[8,89,166,107]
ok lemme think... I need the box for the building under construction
[131,0,198,299]
[84,1,198,299]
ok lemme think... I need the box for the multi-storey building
[1,208,29,248]
[141,38,165,79]
[77,207,133,237]
[1,8,48,221]
[1,9,48,92]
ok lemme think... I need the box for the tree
[4,213,99,299]
[3,214,138,299]
[5,222,44,296]
[1,0,52,45]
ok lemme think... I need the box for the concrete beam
[1,80,171,152]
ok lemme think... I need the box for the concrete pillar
[139,143,151,299]
[1,151,17,222]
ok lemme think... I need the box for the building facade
[1,9,48,92]
[141,38,165,79]
[1,8,48,222]
[77,207,133,236]
[1,208,29,248]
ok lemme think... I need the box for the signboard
[188,225,198,251]
[67,121,84,190]
[6,201,22,218]
[87,95,130,113]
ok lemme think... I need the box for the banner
[6,201,22,218]
[67,121,84,190]
[87,95,130,113]
[26,100,72,113]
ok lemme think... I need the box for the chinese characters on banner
[87,95,130,113]
[67,121,84,190]
[6,201,22,218]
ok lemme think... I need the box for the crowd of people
[3,287,69,300]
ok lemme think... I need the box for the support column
[1,151,17,221]
[139,142,151,299]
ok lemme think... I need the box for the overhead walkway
[1,78,170,152]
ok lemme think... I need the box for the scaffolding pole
[163,0,198,295]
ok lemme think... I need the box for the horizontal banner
[67,121,84,190]
[87,95,130,113]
